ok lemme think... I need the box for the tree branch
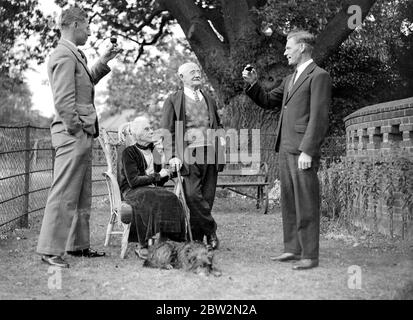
[97,8,168,36]
[156,0,228,55]
[136,8,165,30]
[134,15,172,62]
[314,0,377,66]
[87,0,100,23]
[201,7,228,41]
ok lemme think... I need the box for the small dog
[143,240,222,277]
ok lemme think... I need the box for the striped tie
[287,69,297,96]
[193,90,200,102]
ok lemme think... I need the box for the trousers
[278,148,320,259]
[37,130,92,256]
[182,146,218,241]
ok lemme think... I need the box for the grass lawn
[0,196,412,300]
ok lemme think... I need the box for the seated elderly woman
[118,116,186,258]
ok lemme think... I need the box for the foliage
[319,153,413,239]
[0,75,31,121]
[324,44,400,136]
[315,0,413,136]
[0,0,56,76]
[268,179,281,206]
[255,0,341,35]
[0,0,55,126]
[388,0,413,98]
[53,0,174,63]
[0,74,52,126]
[353,0,413,99]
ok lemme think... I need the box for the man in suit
[242,30,332,269]
[161,62,225,250]
[37,6,121,268]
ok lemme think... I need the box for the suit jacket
[47,39,111,138]
[161,89,225,175]
[246,62,332,157]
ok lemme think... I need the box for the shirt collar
[183,86,204,101]
[296,58,314,78]
[60,38,78,51]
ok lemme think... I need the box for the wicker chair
[97,128,132,258]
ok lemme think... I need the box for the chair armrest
[120,202,133,224]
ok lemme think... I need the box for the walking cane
[174,166,193,242]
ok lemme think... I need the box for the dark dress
[118,143,186,246]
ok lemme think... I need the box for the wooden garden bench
[163,162,270,214]
[216,162,270,214]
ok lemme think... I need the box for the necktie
[193,90,200,102]
[287,69,297,95]
[78,49,87,63]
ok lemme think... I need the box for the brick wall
[344,97,413,159]
[343,97,413,239]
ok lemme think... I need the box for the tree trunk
[224,92,280,181]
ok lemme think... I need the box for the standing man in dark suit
[161,62,225,250]
[37,6,121,268]
[242,30,332,270]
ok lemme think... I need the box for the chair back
[98,128,126,206]
[99,128,127,178]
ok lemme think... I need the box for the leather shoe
[206,232,220,250]
[67,248,105,258]
[270,252,300,262]
[41,255,69,268]
[292,259,319,270]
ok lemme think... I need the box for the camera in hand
[110,37,117,44]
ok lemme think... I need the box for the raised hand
[100,40,123,64]
[168,157,182,171]
[159,168,170,178]
[242,64,258,85]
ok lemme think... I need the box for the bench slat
[217,181,269,187]
[219,171,265,176]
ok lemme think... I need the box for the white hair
[131,116,150,134]
[118,117,150,146]
[117,122,131,145]
[177,62,199,76]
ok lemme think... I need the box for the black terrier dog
[143,240,222,277]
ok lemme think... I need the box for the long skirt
[123,186,186,246]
